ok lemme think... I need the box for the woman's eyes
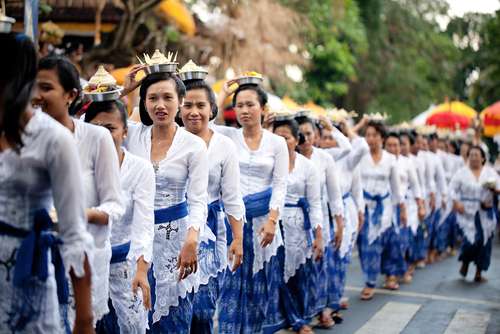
[38,84,52,92]
[147,95,173,101]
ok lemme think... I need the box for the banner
[24,0,38,41]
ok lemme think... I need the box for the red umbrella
[426,110,471,129]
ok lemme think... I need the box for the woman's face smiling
[181,88,211,134]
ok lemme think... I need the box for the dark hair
[428,133,438,141]
[385,131,400,142]
[273,119,305,145]
[38,56,82,115]
[468,145,486,164]
[232,84,268,108]
[84,100,128,127]
[448,140,460,155]
[400,131,415,146]
[183,79,218,120]
[0,33,37,152]
[139,72,186,126]
[365,120,387,138]
[295,115,317,131]
[64,41,82,55]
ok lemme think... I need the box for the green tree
[279,0,368,106]
[469,10,500,110]
[347,0,459,122]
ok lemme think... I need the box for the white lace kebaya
[282,153,322,282]
[0,111,94,333]
[359,150,402,244]
[73,119,124,322]
[109,148,155,332]
[200,131,245,285]
[126,122,209,323]
[449,165,499,245]
[210,125,288,274]
[395,155,422,235]
[310,147,343,246]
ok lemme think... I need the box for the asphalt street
[308,236,500,334]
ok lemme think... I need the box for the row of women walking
[1,32,498,334]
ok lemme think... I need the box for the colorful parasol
[429,100,477,119]
[481,101,500,137]
[426,111,471,130]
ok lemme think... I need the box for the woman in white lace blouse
[273,118,323,334]
[179,77,245,334]
[85,100,155,333]
[213,80,288,334]
[125,71,209,333]
[0,33,94,334]
[35,57,124,325]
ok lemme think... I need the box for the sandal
[384,277,400,290]
[297,324,314,334]
[402,272,413,284]
[360,287,375,300]
[316,311,335,329]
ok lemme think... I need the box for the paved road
[308,237,500,334]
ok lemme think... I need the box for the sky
[447,0,500,16]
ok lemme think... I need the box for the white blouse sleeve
[390,158,403,205]
[93,130,125,224]
[352,168,365,211]
[306,161,323,229]
[435,159,448,200]
[220,140,245,221]
[323,127,352,161]
[415,159,426,196]
[269,135,289,215]
[425,155,437,194]
[209,122,238,138]
[346,136,369,170]
[47,129,94,278]
[186,142,209,231]
[130,162,156,264]
[408,163,423,200]
[449,169,462,202]
[325,155,344,217]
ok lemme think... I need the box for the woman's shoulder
[178,126,207,151]
[123,149,154,177]
[263,129,286,148]
[25,110,74,149]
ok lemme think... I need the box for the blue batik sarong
[357,215,383,288]
[274,248,320,332]
[0,210,68,332]
[218,188,273,334]
[148,201,190,334]
[191,200,224,334]
[458,212,493,272]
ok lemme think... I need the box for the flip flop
[360,287,374,300]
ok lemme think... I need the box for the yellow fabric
[110,66,146,86]
[303,101,326,116]
[282,96,301,111]
[480,103,500,137]
[156,0,196,36]
[430,101,476,119]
